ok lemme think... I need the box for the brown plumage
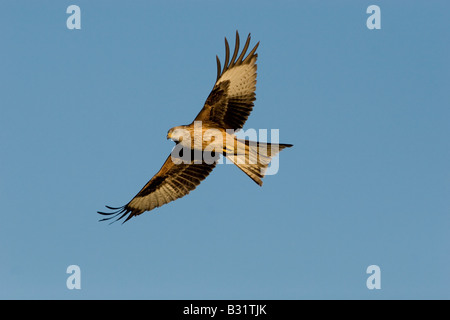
[195,32,259,130]
[98,31,292,223]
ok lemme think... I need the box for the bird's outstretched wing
[195,31,259,131]
[98,153,216,223]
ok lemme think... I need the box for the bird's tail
[224,138,293,186]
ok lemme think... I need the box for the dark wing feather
[98,153,216,223]
[195,31,259,131]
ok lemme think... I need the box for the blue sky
[1,1,449,299]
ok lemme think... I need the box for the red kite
[99,31,292,223]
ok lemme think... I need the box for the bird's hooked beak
[167,128,174,140]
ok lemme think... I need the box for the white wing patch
[218,56,257,99]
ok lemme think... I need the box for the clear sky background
[1,1,449,299]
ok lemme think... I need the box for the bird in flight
[99,31,292,223]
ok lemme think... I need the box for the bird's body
[99,31,293,223]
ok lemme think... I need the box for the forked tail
[224,138,293,186]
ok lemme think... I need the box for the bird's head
[167,126,189,142]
